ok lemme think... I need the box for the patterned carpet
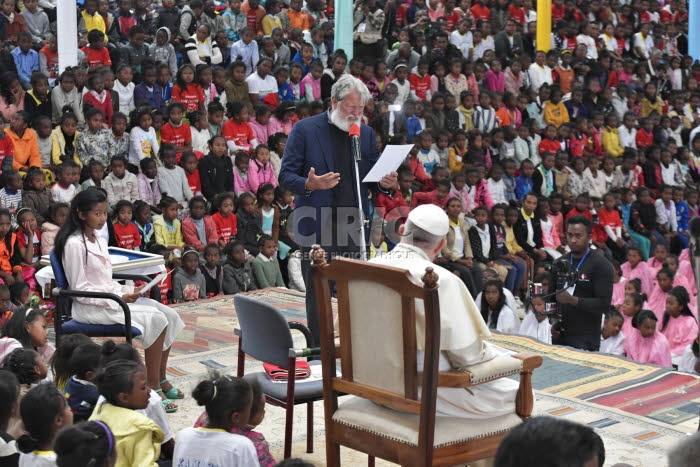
[160,290,699,465]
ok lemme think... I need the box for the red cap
[349,124,361,137]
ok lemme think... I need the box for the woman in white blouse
[54,189,186,403]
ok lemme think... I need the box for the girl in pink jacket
[181,196,219,252]
[247,145,277,196]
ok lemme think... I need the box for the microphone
[349,124,362,163]
[690,216,700,257]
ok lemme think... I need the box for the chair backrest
[313,254,441,416]
[49,249,68,289]
[234,294,295,369]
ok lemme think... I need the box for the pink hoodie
[247,158,277,195]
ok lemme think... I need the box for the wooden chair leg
[284,403,294,459]
[326,440,341,467]
[306,402,314,453]
[368,455,375,467]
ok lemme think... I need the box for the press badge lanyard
[569,248,590,281]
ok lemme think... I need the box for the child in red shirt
[81,30,112,72]
[211,192,237,248]
[0,116,14,176]
[408,61,431,101]
[598,192,627,262]
[180,151,202,196]
[222,101,258,153]
[636,117,654,149]
[16,208,41,266]
[171,64,205,112]
[83,72,113,126]
[160,102,192,160]
[112,200,141,250]
[539,124,561,155]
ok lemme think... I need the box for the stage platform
[160,289,699,465]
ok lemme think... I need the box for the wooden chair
[311,245,543,467]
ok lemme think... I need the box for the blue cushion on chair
[61,320,142,337]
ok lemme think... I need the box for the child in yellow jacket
[543,87,570,128]
[602,113,624,157]
[90,360,165,467]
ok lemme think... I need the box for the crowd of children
[0,0,696,463]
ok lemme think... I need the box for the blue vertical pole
[334,0,354,62]
[690,0,700,61]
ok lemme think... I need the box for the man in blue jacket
[279,74,397,345]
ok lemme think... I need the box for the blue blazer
[279,112,380,246]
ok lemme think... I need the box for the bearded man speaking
[279,74,398,345]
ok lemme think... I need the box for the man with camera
[552,216,613,351]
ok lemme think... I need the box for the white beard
[329,106,356,132]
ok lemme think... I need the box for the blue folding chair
[50,249,142,346]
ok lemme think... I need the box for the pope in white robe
[370,204,521,419]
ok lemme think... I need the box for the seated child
[211,193,238,248]
[21,167,51,225]
[0,371,19,466]
[153,196,185,251]
[0,284,11,329]
[50,161,79,204]
[112,200,141,250]
[16,208,41,270]
[137,157,162,209]
[97,340,176,453]
[519,294,552,345]
[0,307,54,368]
[193,378,274,466]
[478,279,520,334]
[222,241,258,294]
[660,286,698,366]
[103,156,139,211]
[182,197,218,252]
[200,243,224,297]
[174,374,258,465]
[180,151,202,197]
[54,421,117,466]
[90,360,165,466]
[236,193,262,257]
[0,171,23,220]
[16,384,72,466]
[63,342,102,422]
[624,309,672,367]
[133,201,155,252]
[252,234,285,288]
[172,249,206,303]
[2,348,44,393]
[0,211,36,293]
[233,151,253,196]
[9,281,29,307]
[50,334,93,391]
[80,160,105,191]
[600,308,625,355]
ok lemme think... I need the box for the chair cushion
[245,368,324,403]
[332,397,522,447]
[62,320,142,337]
[459,355,524,385]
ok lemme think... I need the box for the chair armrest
[289,347,321,358]
[432,353,543,389]
[288,321,313,348]
[51,288,135,342]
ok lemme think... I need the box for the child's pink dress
[661,314,698,357]
[621,261,654,296]
[624,328,672,367]
[612,279,627,308]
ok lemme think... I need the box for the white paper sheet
[139,270,173,295]
[362,144,415,183]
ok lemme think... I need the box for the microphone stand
[351,131,368,261]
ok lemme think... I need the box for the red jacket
[411,191,449,210]
[83,91,114,126]
[636,129,654,149]
[375,190,409,221]
[181,215,218,251]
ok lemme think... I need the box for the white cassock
[370,243,520,419]
[519,312,552,345]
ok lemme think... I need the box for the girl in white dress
[53,189,185,401]
[479,280,520,334]
[600,308,625,356]
[174,373,260,466]
[519,295,552,345]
